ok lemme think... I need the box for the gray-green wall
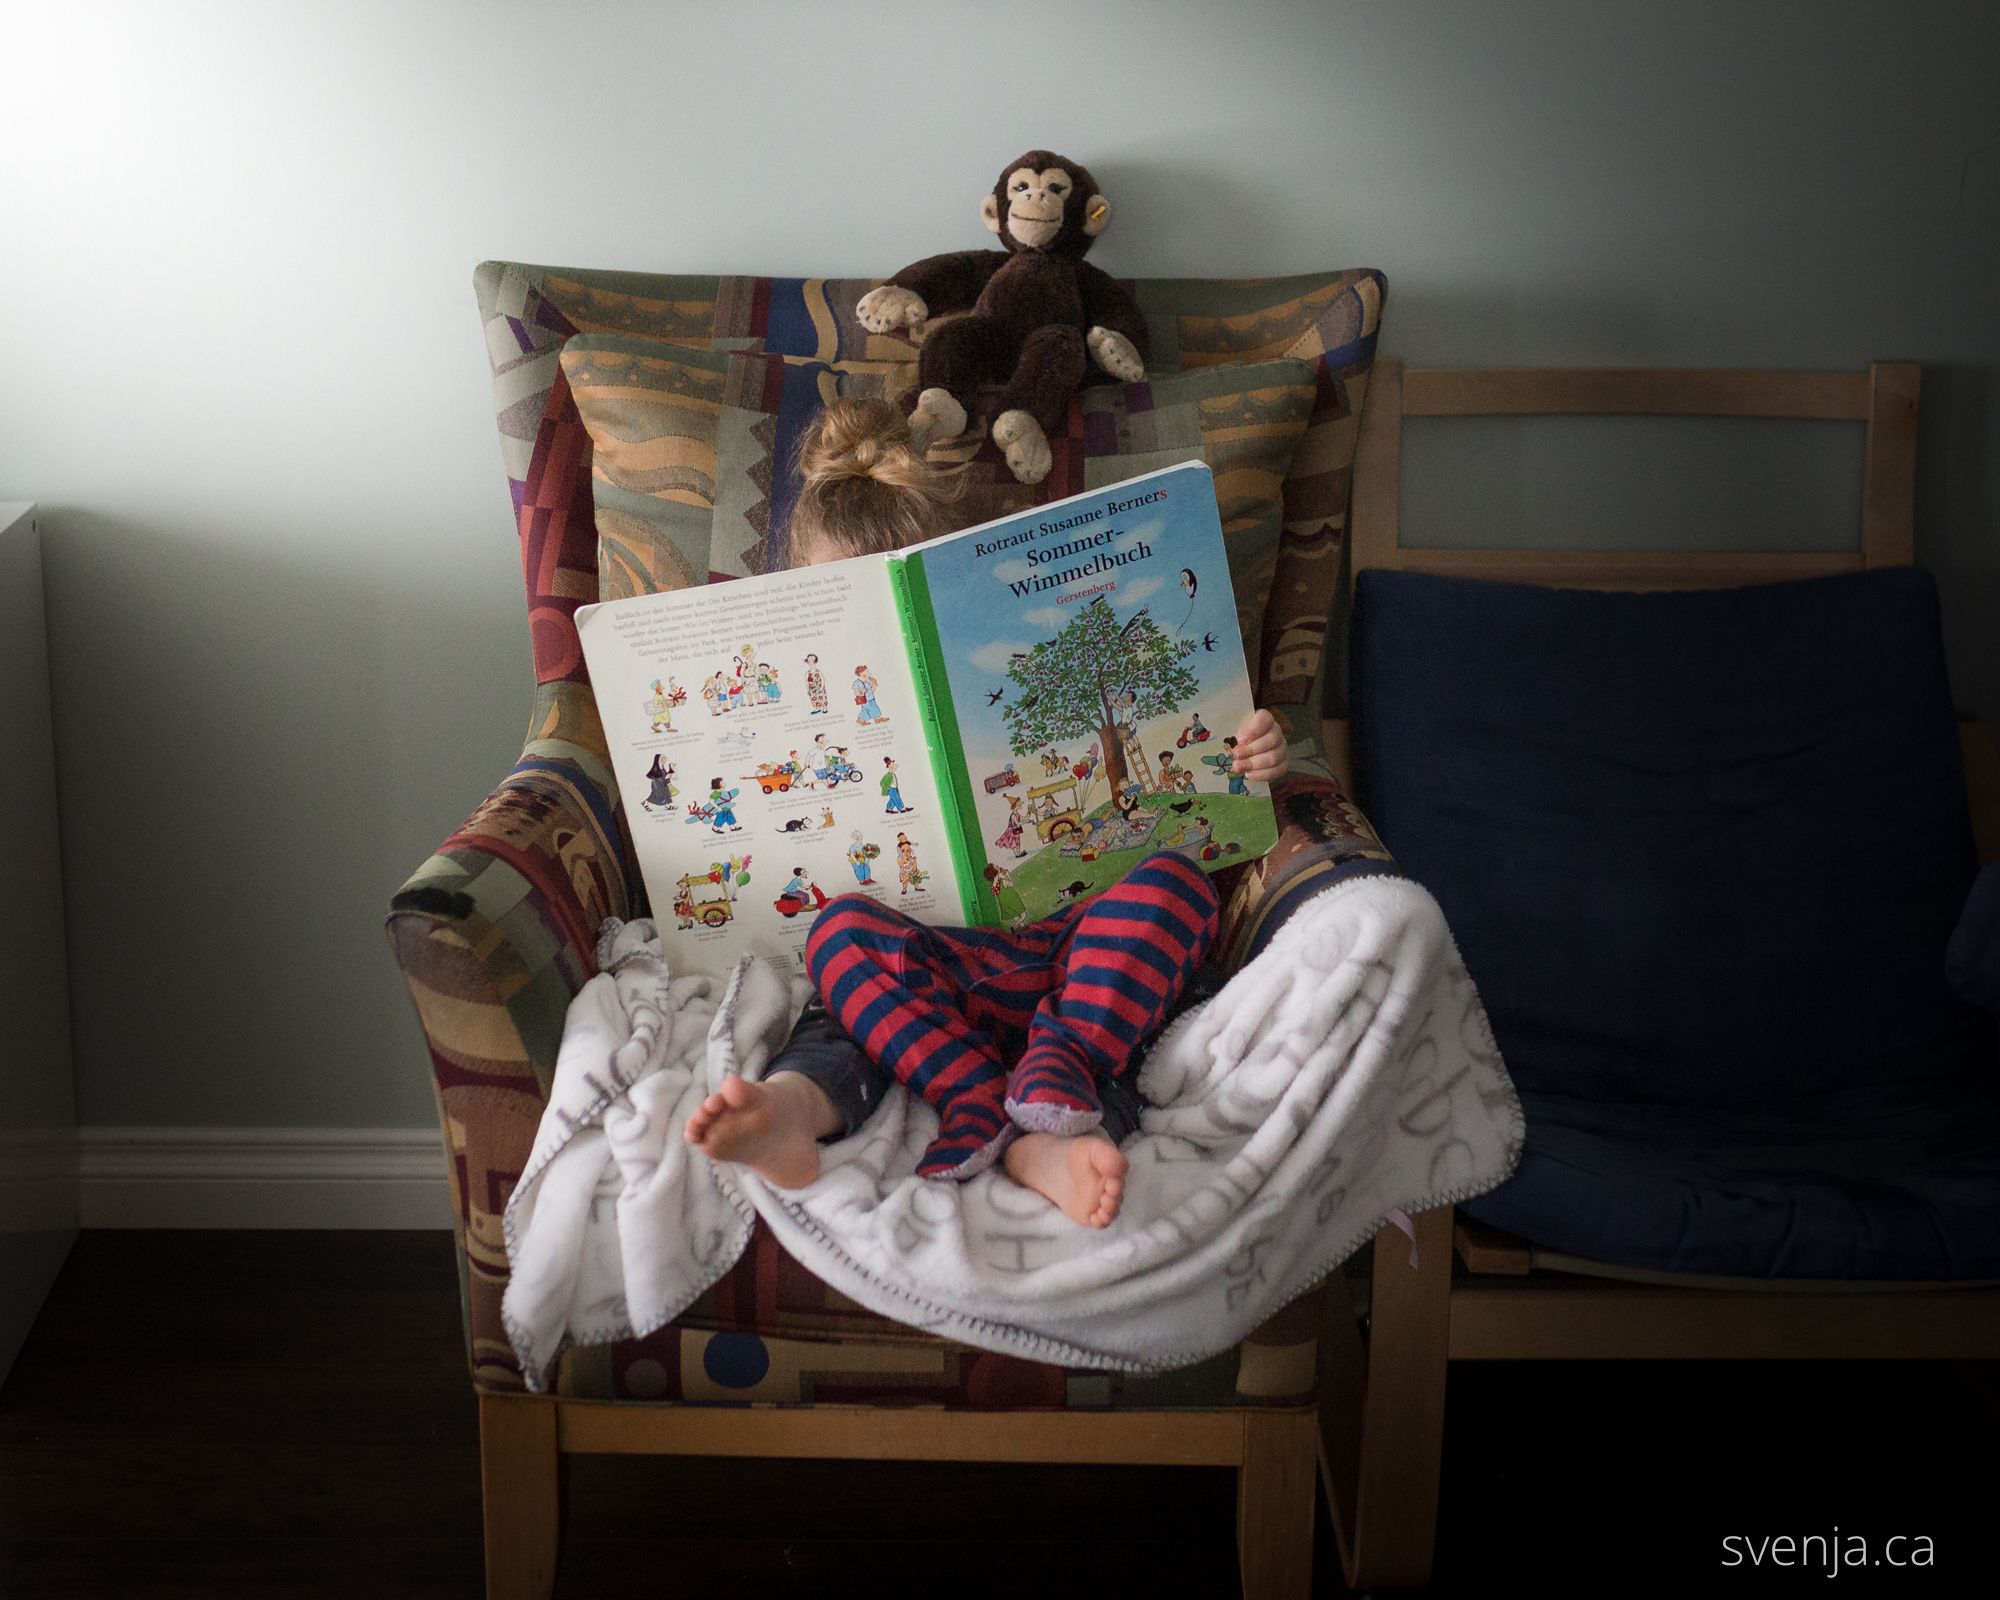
[1,0,1994,1130]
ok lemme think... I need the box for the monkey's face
[982,150,1111,255]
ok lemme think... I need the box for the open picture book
[575,461,1278,977]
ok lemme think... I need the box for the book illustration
[993,793,1028,858]
[894,833,928,896]
[773,865,830,920]
[908,462,1277,921]
[845,829,883,886]
[804,654,830,715]
[673,854,752,931]
[643,677,687,733]
[982,862,1027,928]
[880,756,914,815]
[640,756,678,812]
[716,726,756,757]
[851,663,889,725]
[744,761,800,795]
[804,735,865,787]
[689,778,747,835]
[698,644,783,715]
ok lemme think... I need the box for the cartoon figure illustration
[1200,631,1218,652]
[994,793,1027,858]
[756,660,780,704]
[777,815,811,833]
[982,764,1021,794]
[701,673,725,716]
[716,725,757,757]
[820,804,837,829]
[986,687,1005,706]
[1039,748,1067,776]
[774,865,828,919]
[1162,811,1241,862]
[982,862,1027,927]
[1177,565,1199,631]
[852,664,886,725]
[895,833,927,896]
[707,778,743,834]
[809,732,862,786]
[805,653,829,716]
[1201,736,1248,795]
[675,856,748,928]
[1176,713,1211,748]
[725,672,746,713]
[846,828,880,885]
[881,756,911,814]
[1156,750,1197,795]
[644,678,685,733]
[642,755,678,811]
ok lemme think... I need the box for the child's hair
[792,396,963,560]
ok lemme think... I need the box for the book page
[910,462,1278,926]
[577,560,964,978]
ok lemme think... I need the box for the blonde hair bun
[792,396,964,560]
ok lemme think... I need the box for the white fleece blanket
[502,874,1523,1391]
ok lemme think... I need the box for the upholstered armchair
[385,262,1403,1600]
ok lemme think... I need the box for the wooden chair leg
[479,1391,561,1600]
[1236,1408,1317,1600]
[1318,1207,1453,1589]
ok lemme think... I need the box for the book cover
[907,461,1279,926]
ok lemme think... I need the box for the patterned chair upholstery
[385,264,1397,1405]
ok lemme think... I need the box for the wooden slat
[1448,1281,2000,1361]
[1386,546,1862,591]
[1402,366,1872,419]
[1963,721,2000,867]
[1860,360,1921,567]
[1453,1215,1533,1276]
[556,1400,1252,1466]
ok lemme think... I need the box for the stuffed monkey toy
[855,150,1149,485]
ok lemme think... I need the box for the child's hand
[1233,709,1288,783]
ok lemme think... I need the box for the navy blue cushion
[1352,567,1997,1277]
[1469,1079,2000,1279]
[1947,859,2000,1014]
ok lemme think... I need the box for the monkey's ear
[1083,195,1113,237]
[981,193,1002,234]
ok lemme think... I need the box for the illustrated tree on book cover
[1000,597,1199,800]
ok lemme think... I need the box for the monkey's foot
[856,284,928,334]
[907,386,967,454]
[991,409,1053,484]
[1087,325,1146,382]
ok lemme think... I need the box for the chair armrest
[384,683,637,1389]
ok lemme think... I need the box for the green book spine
[890,553,997,927]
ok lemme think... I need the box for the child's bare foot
[1003,1129,1128,1227]
[684,1072,834,1190]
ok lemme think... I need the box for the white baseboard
[78,1127,454,1230]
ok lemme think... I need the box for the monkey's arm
[857,250,1007,334]
[1079,262,1151,362]
[887,249,1007,316]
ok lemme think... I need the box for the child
[685,398,1287,1224]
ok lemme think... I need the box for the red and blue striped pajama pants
[803,850,1221,1180]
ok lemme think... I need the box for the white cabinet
[0,502,76,1383]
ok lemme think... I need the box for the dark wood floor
[0,1233,1991,1597]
